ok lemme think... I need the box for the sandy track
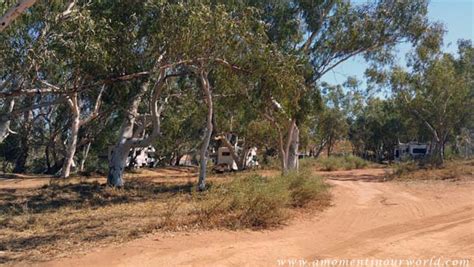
[33,169,474,267]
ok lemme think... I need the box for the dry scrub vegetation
[300,155,375,171]
[391,159,474,181]
[0,169,330,264]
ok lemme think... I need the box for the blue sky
[320,0,474,86]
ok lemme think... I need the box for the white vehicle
[216,146,259,171]
[394,142,429,161]
[130,146,156,167]
[214,133,259,172]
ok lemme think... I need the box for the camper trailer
[127,146,157,168]
[394,142,429,161]
[108,145,157,168]
[213,133,259,172]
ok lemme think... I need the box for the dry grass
[390,159,474,181]
[192,170,330,230]
[0,179,196,263]
[0,169,330,264]
[300,155,376,172]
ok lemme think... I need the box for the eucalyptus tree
[104,2,278,188]
[388,40,473,166]
[0,0,38,32]
[1,1,147,176]
[1,1,112,177]
[153,81,204,166]
[235,0,435,172]
[39,6,110,178]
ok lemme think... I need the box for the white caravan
[394,142,429,161]
[127,146,157,168]
[215,133,259,171]
[216,146,259,171]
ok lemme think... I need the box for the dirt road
[34,169,474,267]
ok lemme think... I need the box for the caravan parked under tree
[394,142,430,161]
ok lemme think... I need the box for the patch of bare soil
[29,168,474,267]
[0,167,289,265]
[0,166,277,191]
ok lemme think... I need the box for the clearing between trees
[2,164,473,266]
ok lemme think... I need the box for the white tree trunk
[0,0,38,32]
[61,112,80,178]
[107,89,144,186]
[79,142,91,172]
[0,99,15,143]
[107,143,132,187]
[106,72,166,187]
[61,88,103,178]
[287,123,299,171]
[198,71,212,191]
[218,134,246,170]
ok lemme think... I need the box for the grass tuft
[300,155,371,171]
[390,159,474,181]
[0,169,330,264]
[194,170,329,229]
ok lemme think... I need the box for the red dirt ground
[17,168,473,267]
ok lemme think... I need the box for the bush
[393,161,419,176]
[196,175,289,229]
[195,171,329,229]
[284,170,329,207]
[390,159,474,181]
[315,155,369,171]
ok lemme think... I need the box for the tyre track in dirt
[33,168,474,267]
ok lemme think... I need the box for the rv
[214,133,259,172]
[108,145,157,168]
[394,142,429,161]
[127,146,157,168]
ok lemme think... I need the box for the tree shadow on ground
[325,174,388,182]
[0,180,194,216]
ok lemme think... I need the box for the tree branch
[0,0,38,32]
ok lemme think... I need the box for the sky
[320,0,474,86]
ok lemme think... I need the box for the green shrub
[195,171,329,229]
[393,161,419,176]
[315,155,369,171]
[283,170,329,207]
[196,175,289,229]
[390,160,474,181]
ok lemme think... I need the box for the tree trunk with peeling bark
[107,71,166,187]
[61,87,103,178]
[0,99,15,143]
[279,119,299,174]
[287,123,299,171]
[107,86,146,187]
[198,71,212,191]
[61,93,80,178]
[61,111,80,178]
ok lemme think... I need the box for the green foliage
[284,169,329,207]
[388,40,473,165]
[0,0,456,176]
[392,161,420,177]
[390,160,474,181]
[196,170,329,229]
[301,155,370,171]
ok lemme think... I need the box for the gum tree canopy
[0,0,439,186]
[239,0,434,173]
